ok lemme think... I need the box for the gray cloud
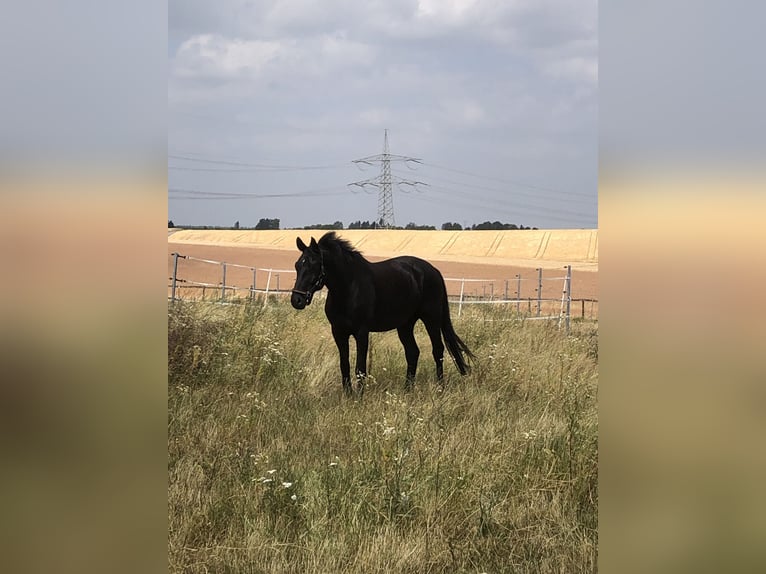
[169,0,597,229]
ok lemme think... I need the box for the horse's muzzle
[290,290,311,309]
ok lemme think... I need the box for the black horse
[290,232,474,395]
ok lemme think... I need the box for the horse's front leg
[353,330,369,397]
[332,326,352,396]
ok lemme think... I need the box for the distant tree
[234,220,240,229]
[255,218,280,230]
[441,222,462,230]
[303,221,344,230]
[405,222,437,230]
[470,220,537,230]
[349,220,376,229]
[168,220,175,228]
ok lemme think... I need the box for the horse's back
[366,256,446,330]
[372,255,443,290]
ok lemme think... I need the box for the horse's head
[291,236,325,309]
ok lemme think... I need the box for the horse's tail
[441,288,475,375]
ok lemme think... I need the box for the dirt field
[168,242,598,317]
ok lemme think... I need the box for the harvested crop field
[168,230,597,313]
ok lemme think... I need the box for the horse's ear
[296,237,307,252]
[309,237,319,251]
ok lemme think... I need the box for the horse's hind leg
[423,318,446,382]
[397,321,420,390]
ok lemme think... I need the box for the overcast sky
[168,0,597,230]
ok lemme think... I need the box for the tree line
[169,219,537,231]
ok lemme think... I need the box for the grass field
[168,299,598,573]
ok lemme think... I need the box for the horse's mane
[318,232,366,263]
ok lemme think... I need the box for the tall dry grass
[168,299,597,573]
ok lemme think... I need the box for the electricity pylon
[349,130,426,228]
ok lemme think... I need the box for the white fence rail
[169,252,596,330]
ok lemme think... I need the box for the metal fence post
[458,279,465,317]
[516,274,521,312]
[252,268,257,300]
[504,279,509,301]
[221,262,227,300]
[276,273,280,293]
[537,268,542,317]
[565,265,572,333]
[171,252,179,302]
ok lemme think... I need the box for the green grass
[168,299,598,573]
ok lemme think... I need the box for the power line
[402,191,596,227]
[169,165,335,173]
[422,161,593,199]
[168,148,595,226]
[404,192,593,225]
[169,153,348,171]
[168,186,347,200]
[422,183,595,220]
[392,166,593,207]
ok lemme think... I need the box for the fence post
[458,279,465,317]
[252,268,257,300]
[516,274,521,312]
[565,265,572,334]
[276,273,280,293]
[490,282,494,301]
[264,269,273,308]
[171,252,179,302]
[536,268,542,317]
[221,262,227,300]
[504,279,509,301]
